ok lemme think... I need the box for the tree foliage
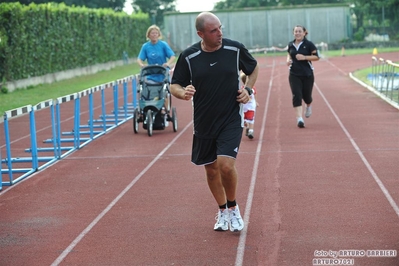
[212,0,398,39]
[2,0,396,39]
[0,0,125,11]
[132,0,176,25]
[345,0,398,39]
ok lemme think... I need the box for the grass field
[0,63,142,115]
[1,47,398,115]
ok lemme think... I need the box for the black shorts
[289,74,314,107]
[191,126,243,165]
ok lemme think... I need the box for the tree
[214,0,279,9]
[132,0,176,25]
[213,0,398,39]
[278,0,342,5]
[349,0,398,38]
[214,0,345,8]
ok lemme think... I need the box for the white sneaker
[297,117,305,128]
[214,209,229,231]
[305,106,312,118]
[248,129,254,139]
[229,205,244,232]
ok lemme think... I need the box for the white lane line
[235,61,276,266]
[50,121,193,266]
[235,58,399,265]
[314,81,399,218]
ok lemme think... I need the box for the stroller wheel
[146,109,153,136]
[172,107,178,132]
[133,108,139,134]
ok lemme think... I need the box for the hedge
[0,2,150,83]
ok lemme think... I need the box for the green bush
[1,86,8,94]
[353,27,365,41]
[0,2,150,83]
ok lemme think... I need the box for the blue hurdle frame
[1,75,137,189]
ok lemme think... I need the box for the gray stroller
[133,65,177,136]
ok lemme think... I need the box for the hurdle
[1,74,138,188]
[1,98,63,187]
[1,105,36,186]
[1,105,37,186]
[369,57,399,107]
[98,77,135,126]
[44,76,136,152]
[117,76,136,119]
[24,99,59,168]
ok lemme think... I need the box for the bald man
[171,12,259,232]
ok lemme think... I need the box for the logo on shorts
[210,62,218,66]
[234,147,238,153]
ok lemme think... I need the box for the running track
[1,53,398,266]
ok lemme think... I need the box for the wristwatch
[244,86,253,95]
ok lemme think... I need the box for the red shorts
[244,110,255,121]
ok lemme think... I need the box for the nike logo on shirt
[210,62,218,66]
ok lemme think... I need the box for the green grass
[352,67,371,83]
[324,47,399,57]
[0,63,141,115]
[1,47,399,115]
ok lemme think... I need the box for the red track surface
[1,53,399,266]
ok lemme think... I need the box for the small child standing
[240,73,258,139]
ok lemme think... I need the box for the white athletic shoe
[229,205,244,232]
[248,129,254,139]
[305,106,312,118]
[214,209,229,231]
[297,117,305,128]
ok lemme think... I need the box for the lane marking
[235,58,399,265]
[235,61,276,266]
[50,121,193,266]
[315,81,399,218]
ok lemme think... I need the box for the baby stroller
[133,65,177,136]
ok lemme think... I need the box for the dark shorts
[289,74,314,107]
[191,126,243,165]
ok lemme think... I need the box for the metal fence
[164,5,350,52]
[370,57,399,106]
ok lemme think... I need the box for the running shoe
[214,209,229,231]
[305,106,312,118]
[248,129,254,139]
[297,117,305,128]
[229,205,244,232]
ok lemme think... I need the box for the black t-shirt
[287,38,318,77]
[171,38,258,138]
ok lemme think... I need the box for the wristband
[244,86,253,95]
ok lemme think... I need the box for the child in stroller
[133,65,177,136]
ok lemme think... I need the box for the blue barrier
[1,75,137,189]
[0,151,2,191]
[25,99,59,170]
[1,105,36,186]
